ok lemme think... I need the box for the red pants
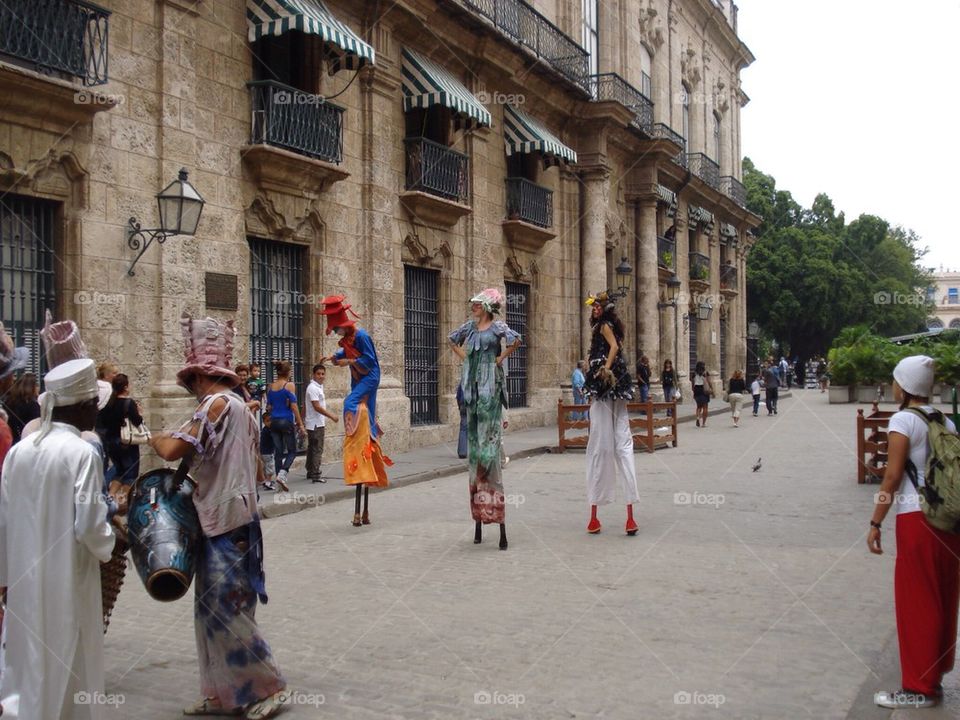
[895,511,960,694]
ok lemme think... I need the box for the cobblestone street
[99,393,934,719]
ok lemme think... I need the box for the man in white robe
[0,358,115,720]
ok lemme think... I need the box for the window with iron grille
[505,282,529,407]
[688,317,698,375]
[248,237,306,395]
[404,265,439,425]
[719,318,727,381]
[0,194,57,378]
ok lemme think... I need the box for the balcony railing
[720,263,738,291]
[657,235,675,269]
[506,177,552,228]
[405,137,469,204]
[651,123,684,148]
[689,251,710,282]
[720,175,747,207]
[591,73,653,136]
[687,153,720,190]
[463,0,590,93]
[0,0,110,86]
[249,81,344,164]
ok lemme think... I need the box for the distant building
[928,270,960,330]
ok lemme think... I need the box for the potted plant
[661,251,673,268]
[827,346,854,403]
[935,341,960,404]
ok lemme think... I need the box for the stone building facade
[927,270,960,330]
[0,0,758,458]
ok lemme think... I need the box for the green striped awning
[401,49,491,130]
[247,0,375,73]
[657,184,677,217]
[688,204,715,228]
[503,104,576,166]
[720,222,737,238]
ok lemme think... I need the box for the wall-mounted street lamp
[657,273,683,375]
[748,320,760,339]
[697,299,713,321]
[614,255,633,298]
[126,168,205,276]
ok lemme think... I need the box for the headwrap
[39,310,88,368]
[893,355,936,398]
[176,313,240,390]
[319,295,361,335]
[34,357,99,444]
[585,290,616,311]
[0,321,29,380]
[470,288,504,316]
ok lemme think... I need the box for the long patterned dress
[450,320,521,524]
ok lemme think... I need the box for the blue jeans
[752,394,761,414]
[270,418,297,473]
[639,383,650,403]
[572,389,587,420]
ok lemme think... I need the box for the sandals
[245,690,288,720]
[183,697,242,716]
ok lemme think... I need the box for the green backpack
[905,408,960,533]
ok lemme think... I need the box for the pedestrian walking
[571,360,587,420]
[233,364,262,414]
[869,355,960,710]
[449,288,521,550]
[691,361,714,427]
[260,409,277,491]
[305,363,339,483]
[818,357,829,392]
[727,370,746,427]
[98,373,144,486]
[636,355,651,403]
[661,359,676,416]
[763,362,780,415]
[750,373,763,417]
[582,290,639,536]
[266,360,303,491]
[2,372,39,444]
[150,314,286,719]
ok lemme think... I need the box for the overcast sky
[737,0,960,272]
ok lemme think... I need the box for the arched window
[582,0,599,78]
[928,318,945,330]
[713,111,722,167]
[950,319,960,330]
[681,84,691,152]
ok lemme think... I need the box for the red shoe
[625,518,639,535]
[587,517,602,534]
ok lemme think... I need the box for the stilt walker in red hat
[319,296,392,526]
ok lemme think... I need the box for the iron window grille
[505,281,529,407]
[404,265,440,425]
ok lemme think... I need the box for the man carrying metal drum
[149,314,286,719]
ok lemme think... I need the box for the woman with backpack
[869,355,960,709]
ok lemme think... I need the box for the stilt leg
[361,485,370,525]
[474,520,482,544]
[626,503,638,536]
[587,504,601,534]
[499,523,508,551]
[352,485,362,526]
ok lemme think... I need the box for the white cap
[893,355,936,398]
[34,358,99,444]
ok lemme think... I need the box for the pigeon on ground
[752,457,762,472]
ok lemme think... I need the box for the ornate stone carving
[242,145,349,198]
[505,253,539,284]
[0,149,89,207]
[639,1,665,52]
[681,43,701,88]
[605,208,628,250]
[713,79,730,115]
[400,191,472,229]
[244,193,325,248]
[401,231,451,270]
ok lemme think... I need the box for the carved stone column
[579,165,610,355]
[635,197,659,369]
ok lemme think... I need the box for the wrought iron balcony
[462,0,590,93]
[720,175,747,207]
[651,123,684,148]
[0,0,110,86]
[657,235,675,269]
[720,263,738,291]
[687,153,720,190]
[590,73,653,136]
[689,251,710,282]
[505,177,552,228]
[405,137,469,204]
[249,80,344,164]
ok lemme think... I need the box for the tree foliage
[743,158,930,359]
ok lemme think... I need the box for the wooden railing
[557,398,678,453]
[856,402,894,483]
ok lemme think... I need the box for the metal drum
[127,468,201,602]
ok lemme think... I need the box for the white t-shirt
[888,406,957,515]
[750,379,761,396]
[304,380,326,430]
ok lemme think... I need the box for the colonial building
[927,269,960,330]
[0,0,758,457]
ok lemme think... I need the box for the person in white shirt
[304,363,339,483]
[869,355,960,710]
[750,374,762,417]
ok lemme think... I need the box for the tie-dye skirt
[467,392,505,524]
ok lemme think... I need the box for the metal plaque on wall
[205,272,238,310]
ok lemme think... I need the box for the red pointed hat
[318,294,361,335]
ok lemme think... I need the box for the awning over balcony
[401,49,492,130]
[246,0,375,73]
[503,105,576,167]
[720,222,738,239]
[688,204,715,229]
[656,184,677,217]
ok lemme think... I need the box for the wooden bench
[857,402,895,484]
[557,399,679,453]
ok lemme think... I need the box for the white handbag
[120,399,151,445]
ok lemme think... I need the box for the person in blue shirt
[571,361,587,420]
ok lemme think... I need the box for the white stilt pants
[586,398,640,505]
